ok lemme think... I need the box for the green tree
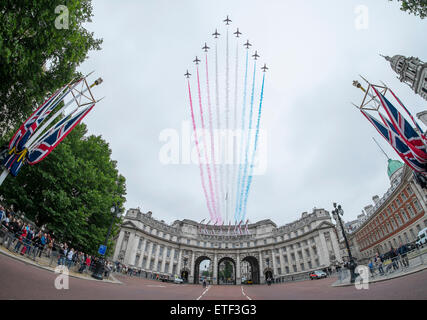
[0,123,126,256]
[0,0,102,135]
[389,0,427,19]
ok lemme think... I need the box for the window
[396,198,401,207]
[285,266,290,274]
[186,239,190,245]
[401,210,408,222]
[406,186,413,195]
[308,261,312,269]
[138,238,143,249]
[284,255,288,263]
[152,244,157,254]
[407,206,415,217]
[414,200,422,212]
[293,265,297,272]
[305,249,310,257]
[167,247,171,257]
[300,263,305,271]
[277,267,282,275]
[135,254,140,266]
[298,251,303,260]
[401,192,407,201]
[291,253,295,261]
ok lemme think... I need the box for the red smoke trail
[205,53,222,222]
[196,66,220,224]
[187,79,214,221]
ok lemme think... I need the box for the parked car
[416,228,427,247]
[309,270,327,280]
[174,277,184,284]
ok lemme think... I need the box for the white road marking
[196,285,211,300]
[146,285,166,287]
[241,286,252,300]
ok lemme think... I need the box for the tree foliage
[0,0,102,134]
[390,0,427,19]
[0,123,126,256]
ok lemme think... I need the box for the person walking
[368,260,375,277]
[398,242,409,268]
[375,253,384,276]
[66,248,74,269]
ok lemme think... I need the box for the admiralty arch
[113,208,342,284]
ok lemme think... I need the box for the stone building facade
[113,208,342,284]
[350,160,427,263]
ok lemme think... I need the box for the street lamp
[331,203,356,283]
[92,203,121,280]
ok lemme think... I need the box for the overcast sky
[76,0,426,227]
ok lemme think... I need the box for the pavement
[1,252,427,299]
[0,245,121,284]
[333,250,427,287]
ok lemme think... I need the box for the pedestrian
[398,242,409,268]
[66,248,74,269]
[368,260,375,277]
[375,253,384,276]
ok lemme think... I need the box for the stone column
[113,230,125,260]
[279,248,285,276]
[139,238,147,268]
[236,253,241,285]
[168,248,176,274]
[124,233,137,265]
[271,249,277,276]
[145,242,153,270]
[258,251,264,284]
[160,246,168,273]
[153,244,161,273]
[317,232,329,267]
[177,248,183,274]
[213,252,218,284]
[189,251,195,283]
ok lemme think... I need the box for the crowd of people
[0,205,114,277]
[367,242,410,277]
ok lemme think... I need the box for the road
[1,253,426,300]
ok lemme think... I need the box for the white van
[416,228,427,247]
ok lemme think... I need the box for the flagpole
[0,169,9,187]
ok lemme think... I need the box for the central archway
[241,256,260,284]
[217,257,236,285]
[193,256,212,284]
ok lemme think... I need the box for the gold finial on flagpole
[352,80,366,92]
[90,78,103,88]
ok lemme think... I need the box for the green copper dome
[387,159,404,178]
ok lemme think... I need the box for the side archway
[241,256,260,284]
[193,256,212,284]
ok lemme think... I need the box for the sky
[76,0,427,227]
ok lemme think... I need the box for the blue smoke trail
[240,73,266,222]
[233,49,249,223]
[237,60,257,221]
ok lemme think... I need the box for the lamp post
[92,203,121,280]
[332,203,356,283]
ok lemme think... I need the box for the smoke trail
[187,79,214,221]
[224,27,230,224]
[205,53,222,223]
[196,66,219,223]
[240,73,266,221]
[237,60,257,221]
[215,41,225,223]
[230,41,239,223]
[234,49,249,223]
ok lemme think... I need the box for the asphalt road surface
[1,253,426,300]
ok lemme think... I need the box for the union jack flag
[372,87,427,161]
[244,219,249,234]
[361,110,426,174]
[27,104,94,165]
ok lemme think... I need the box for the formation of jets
[185,16,268,78]
[252,51,260,60]
[212,29,220,38]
